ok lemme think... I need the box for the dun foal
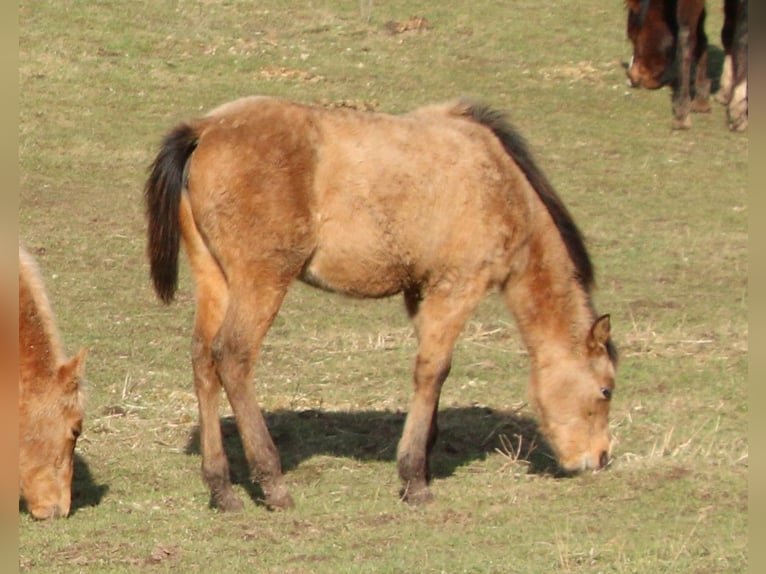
[19,246,86,519]
[145,96,617,511]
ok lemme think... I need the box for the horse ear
[587,315,611,351]
[58,348,87,391]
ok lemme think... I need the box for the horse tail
[458,100,594,289]
[144,122,200,303]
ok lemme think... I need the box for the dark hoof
[265,493,294,510]
[672,116,692,130]
[214,490,245,512]
[264,483,294,510]
[400,483,434,505]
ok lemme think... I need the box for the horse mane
[19,247,65,369]
[19,246,88,403]
[625,0,652,27]
[626,0,679,32]
[457,100,595,289]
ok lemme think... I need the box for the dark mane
[637,0,651,27]
[459,101,595,289]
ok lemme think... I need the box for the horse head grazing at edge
[144,96,617,511]
[625,0,711,129]
[18,246,86,519]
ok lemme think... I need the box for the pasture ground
[19,1,747,572]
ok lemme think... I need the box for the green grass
[19,1,747,572]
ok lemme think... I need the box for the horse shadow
[185,406,561,507]
[71,453,109,514]
[18,453,109,518]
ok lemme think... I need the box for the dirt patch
[258,66,324,83]
[384,16,432,35]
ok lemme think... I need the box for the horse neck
[503,210,595,368]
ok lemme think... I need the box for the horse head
[19,349,86,519]
[625,0,676,89]
[530,315,616,473]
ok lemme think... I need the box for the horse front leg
[691,21,711,113]
[398,351,450,504]
[716,53,733,105]
[398,288,482,504]
[672,25,693,129]
[691,54,711,112]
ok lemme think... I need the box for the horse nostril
[599,451,609,469]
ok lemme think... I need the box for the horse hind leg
[691,19,711,113]
[716,54,733,105]
[398,285,484,504]
[728,78,747,131]
[212,276,294,510]
[182,197,243,511]
[192,283,242,511]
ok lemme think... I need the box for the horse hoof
[672,116,692,130]
[691,100,711,113]
[400,484,434,505]
[729,117,748,132]
[715,91,731,105]
[265,492,295,510]
[264,483,294,510]
[214,491,245,512]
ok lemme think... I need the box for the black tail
[460,100,595,289]
[144,122,200,303]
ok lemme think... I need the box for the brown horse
[145,96,617,511]
[19,246,86,519]
[625,0,711,129]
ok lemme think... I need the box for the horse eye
[601,388,612,400]
[72,427,81,439]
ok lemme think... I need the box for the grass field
[19,1,747,572]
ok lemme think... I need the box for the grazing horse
[716,0,747,130]
[625,0,711,129]
[18,246,86,519]
[145,96,617,511]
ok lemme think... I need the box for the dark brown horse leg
[398,288,482,504]
[717,0,738,104]
[672,25,693,129]
[213,282,294,510]
[691,15,711,113]
[691,51,711,113]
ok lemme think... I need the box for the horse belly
[300,222,408,298]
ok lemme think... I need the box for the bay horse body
[625,0,711,129]
[145,96,617,511]
[19,246,86,519]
